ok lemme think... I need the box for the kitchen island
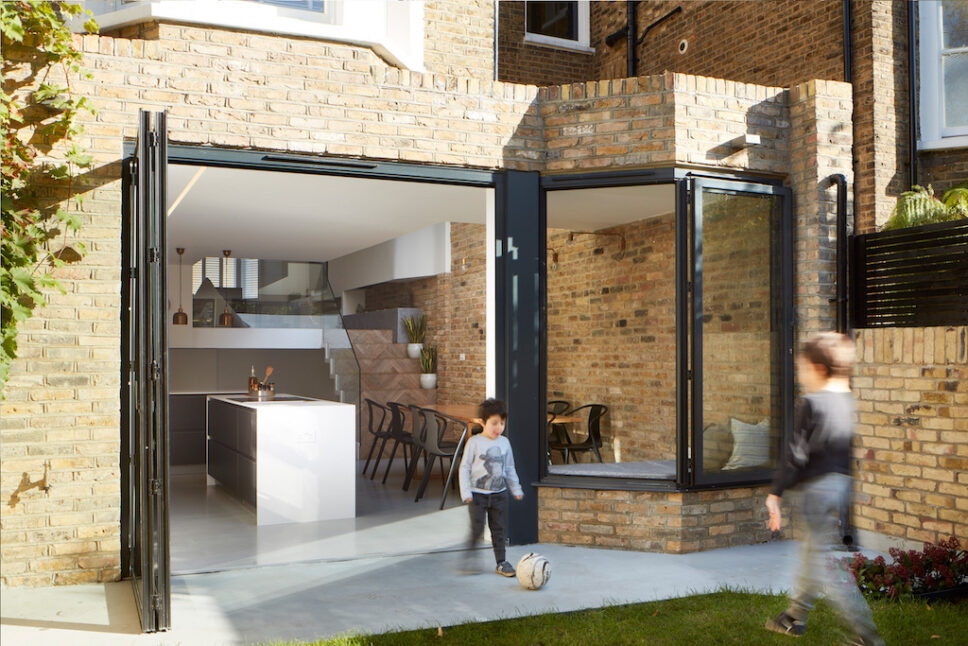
[206,394,356,525]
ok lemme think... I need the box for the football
[516,552,551,590]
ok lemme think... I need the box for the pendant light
[218,249,234,327]
[172,247,188,325]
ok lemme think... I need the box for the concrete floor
[1,540,883,646]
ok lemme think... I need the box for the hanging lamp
[218,249,234,327]
[172,247,189,325]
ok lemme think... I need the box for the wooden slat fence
[850,219,968,328]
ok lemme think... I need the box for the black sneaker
[495,560,516,577]
[765,611,806,636]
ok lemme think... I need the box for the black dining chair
[402,403,428,491]
[547,399,573,447]
[378,401,414,483]
[435,412,470,510]
[547,404,608,463]
[409,408,461,503]
[362,398,391,476]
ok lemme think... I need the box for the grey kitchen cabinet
[206,398,257,508]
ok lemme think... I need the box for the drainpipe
[636,6,683,76]
[832,174,849,334]
[908,0,919,188]
[626,0,637,79]
[493,0,499,81]
[842,0,852,83]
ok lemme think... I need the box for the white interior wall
[327,222,451,296]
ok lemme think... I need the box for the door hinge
[688,457,695,474]
[126,158,138,178]
[147,131,157,148]
[687,281,694,293]
[149,360,159,382]
[150,479,161,495]
[151,594,162,610]
[148,248,160,263]
[686,370,694,380]
[127,267,137,279]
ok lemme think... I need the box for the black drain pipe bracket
[830,174,849,333]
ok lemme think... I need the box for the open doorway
[164,162,497,574]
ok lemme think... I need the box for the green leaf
[83,18,99,34]
[8,267,36,295]
[2,15,25,42]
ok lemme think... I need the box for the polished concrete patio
[0,540,881,646]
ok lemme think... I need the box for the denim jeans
[468,490,508,563]
[789,473,882,644]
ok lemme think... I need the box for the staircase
[346,329,436,458]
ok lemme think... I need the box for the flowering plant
[846,537,967,599]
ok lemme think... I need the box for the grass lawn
[271,590,966,646]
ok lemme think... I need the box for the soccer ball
[516,553,550,590]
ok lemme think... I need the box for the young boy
[458,398,524,576]
[765,333,884,646]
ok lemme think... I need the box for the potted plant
[881,183,968,230]
[419,344,437,389]
[402,314,427,359]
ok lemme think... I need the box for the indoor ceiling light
[172,247,188,325]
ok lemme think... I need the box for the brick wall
[590,0,844,87]
[424,0,495,80]
[547,215,677,462]
[852,326,968,552]
[919,149,968,197]
[538,485,773,553]
[497,1,595,86]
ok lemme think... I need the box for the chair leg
[592,445,603,463]
[403,447,422,491]
[369,436,389,479]
[361,436,378,474]
[415,455,436,502]
[440,455,461,510]
[381,439,400,484]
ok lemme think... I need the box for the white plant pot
[420,373,437,389]
[407,343,423,359]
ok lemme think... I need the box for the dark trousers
[468,491,508,563]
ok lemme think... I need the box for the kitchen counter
[206,394,356,525]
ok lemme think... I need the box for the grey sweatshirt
[458,434,523,501]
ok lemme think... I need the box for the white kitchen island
[206,395,356,526]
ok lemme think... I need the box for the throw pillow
[722,417,770,470]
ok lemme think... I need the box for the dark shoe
[765,611,806,636]
[495,560,516,577]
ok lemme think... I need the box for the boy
[765,333,884,646]
[459,398,524,576]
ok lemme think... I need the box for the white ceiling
[166,165,675,263]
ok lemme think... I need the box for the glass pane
[526,1,578,40]
[943,52,968,129]
[943,0,968,48]
[545,184,678,479]
[699,190,782,475]
[189,258,334,328]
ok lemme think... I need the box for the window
[919,0,968,149]
[524,0,592,53]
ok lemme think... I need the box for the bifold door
[121,110,170,632]
[688,177,793,487]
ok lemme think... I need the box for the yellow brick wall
[852,326,968,550]
[1,17,860,584]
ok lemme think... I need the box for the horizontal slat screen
[850,219,968,328]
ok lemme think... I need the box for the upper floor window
[524,0,592,53]
[78,0,423,71]
[919,0,968,149]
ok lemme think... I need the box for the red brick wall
[591,0,845,87]
[497,0,595,86]
[919,150,968,197]
[547,214,677,462]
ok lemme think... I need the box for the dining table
[432,404,584,428]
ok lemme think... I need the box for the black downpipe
[832,174,849,334]
[908,0,919,188]
[842,0,852,83]
[636,6,683,77]
[627,0,637,79]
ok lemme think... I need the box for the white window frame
[523,0,593,54]
[78,0,425,71]
[918,0,968,150]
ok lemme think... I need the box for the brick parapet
[787,79,854,341]
[851,326,968,551]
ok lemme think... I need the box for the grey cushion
[723,417,770,470]
[702,423,733,471]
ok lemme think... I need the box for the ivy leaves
[1,1,97,392]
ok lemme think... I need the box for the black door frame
[119,141,547,631]
[535,167,793,492]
